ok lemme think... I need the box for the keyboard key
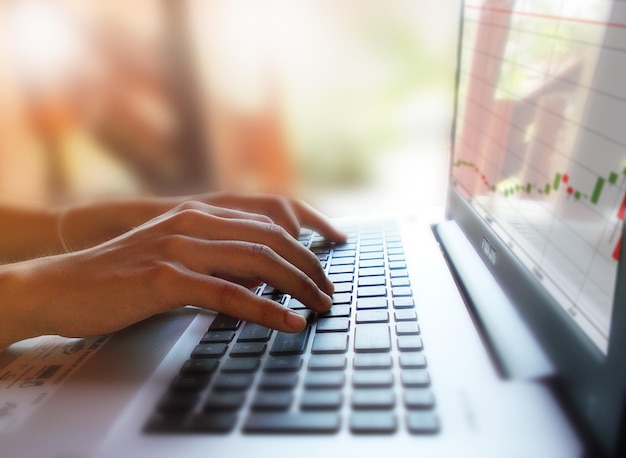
[252,391,294,411]
[356,297,388,310]
[308,355,347,371]
[393,298,415,309]
[243,413,340,433]
[191,343,228,359]
[350,412,397,434]
[157,392,199,412]
[359,267,386,277]
[304,371,345,389]
[401,370,430,387]
[352,389,395,409]
[353,354,392,370]
[330,256,355,266]
[406,412,439,434]
[200,330,235,343]
[404,389,435,409]
[209,314,241,331]
[399,353,427,369]
[329,265,355,274]
[352,371,394,388]
[359,259,384,268]
[334,242,357,251]
[332,293,352,304]
[394,310,417,321]
[321,305,351,318]
[230,342,267,357]
[270,328,311,355]
[332,250,356,259]
[360,245,383,253]
[287,298,307,310]
[356,310,389,324]
[316,253,329,262]
[300,390,343,411]
[359,252,383,260]
[221,357,261,373]
[258,373,299,390]
[360,238,383,246]
[311,333,349,354]
[189,413,238,433]
[389,261,407,270]
[393,289,414,299]
[263,356,303,372]
[238,323,273,342]
[170,374,209,391]
[391,277,410,287]
[390,269,408,278]
[203,392,246,411]
[397,336,423,351]
[316,317,350,333]
[388,254,405,262]
[358,276,386,287]
[357,286,387,297]
[328,273,354,284]
[396,322,420,335]
[333,282,353,293]
[354,324,391,353]
[213,373,255,391]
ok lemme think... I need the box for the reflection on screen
[452,0,626,353]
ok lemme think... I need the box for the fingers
[290,199,348,244]
[167,212,334,295]
[172,239,332,314]
[204,192,348,243]
[159,209,334,297]
[179,274,308,332]
[167,200,274,226]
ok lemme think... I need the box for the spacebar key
[244,413,340,433]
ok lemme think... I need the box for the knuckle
[167,206,209,233]
[176,200,202,212]
[247,242,274,260]
[295,269,314,291]
[147,261,183,299]
[263,221,288,241]
[257,214,274,224]
[256,299,279,323]
[214,281,241,307]
[158,233,187,256]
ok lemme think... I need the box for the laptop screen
[451,0,626,355]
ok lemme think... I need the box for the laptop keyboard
[145,222,439,435]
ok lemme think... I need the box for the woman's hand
[60,192,347,252]
[1,199,341,348]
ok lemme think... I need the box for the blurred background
[0,0,460,217]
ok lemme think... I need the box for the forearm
[0,197,167,261]
[0,200,62,262]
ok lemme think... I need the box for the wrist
[59,198,165,250]
[0,263,45,348]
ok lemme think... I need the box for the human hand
[4,199,338,348]
[59,192,347,252]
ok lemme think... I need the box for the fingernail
[285,310,307,331]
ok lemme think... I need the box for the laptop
[2,0,626,456]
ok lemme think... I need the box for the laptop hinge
[435,220,556,380]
